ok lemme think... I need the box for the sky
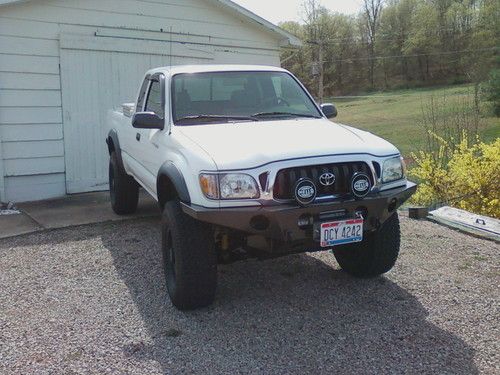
[233,0,364,25]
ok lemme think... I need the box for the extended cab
[106,65,417,310]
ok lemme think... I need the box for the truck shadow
[102,219,478,374]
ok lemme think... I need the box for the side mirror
[321,103,337,119]
[132,112,164,129]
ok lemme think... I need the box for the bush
[483,68,500,116]
[409,132,500,218]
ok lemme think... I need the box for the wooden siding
[0,10,64,202]
[59,33,216,59]
[4,173,66,202]
[4,157,65,176]
[0,90,61,107]
[2,0,280,44]
[3,140,64,159]
[0,72,61,90]
[1,124,63,142]
[0,108,62,124]
[0,0,282,202]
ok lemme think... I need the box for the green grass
[328,84,500,155]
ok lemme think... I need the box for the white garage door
[60,34,213,193]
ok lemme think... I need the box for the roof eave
[0,0,28,6]
[0,0,303,47]
[211,0,303,47]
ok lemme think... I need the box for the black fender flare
[106,129,125,171]
[157,161,191,205]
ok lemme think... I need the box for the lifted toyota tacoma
[106,65,417,310]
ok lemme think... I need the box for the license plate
[320,218,363,247]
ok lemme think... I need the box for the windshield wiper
[175,114,257,124]
[251,111,321,119]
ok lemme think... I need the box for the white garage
[0,0,300,203]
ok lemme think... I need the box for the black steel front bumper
[182,181,417,244]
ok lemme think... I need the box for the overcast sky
[233,0,364,25]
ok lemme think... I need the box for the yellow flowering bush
[409,132,500,218]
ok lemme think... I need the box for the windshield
[172,71,322,125]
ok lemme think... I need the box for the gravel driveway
[0,214,498,374]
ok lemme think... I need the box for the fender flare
[157,161,191,205]
[106,129,125,171]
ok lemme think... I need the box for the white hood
[176,118,399,170]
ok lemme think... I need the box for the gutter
[212,0,303,47]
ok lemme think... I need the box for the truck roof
[147,64,288,76]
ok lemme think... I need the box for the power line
[320,47,499,63]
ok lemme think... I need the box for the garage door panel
[61,49,153,192]
[60,38,207,193]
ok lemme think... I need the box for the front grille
[273,161,373,200]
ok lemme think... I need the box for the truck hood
[176,118,400,170]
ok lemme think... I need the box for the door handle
[136,133,140,141]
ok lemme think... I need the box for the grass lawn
[329,84,500,155]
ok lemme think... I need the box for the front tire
[333,213,401,278]
[161,200,217,310]
[109,152,139,215]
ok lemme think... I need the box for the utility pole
[318,42,324,104]
[304,0,325,103]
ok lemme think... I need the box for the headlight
[219,173,259,199]
[382,156,404,183]
[199,173,260,200]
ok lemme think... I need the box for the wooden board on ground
[428,206,499,242]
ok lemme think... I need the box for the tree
[403,1,439,82]
[484,58,500,116]
[280,0,499,95]
[279,21,309,85]
[301,0,330,102]
[326,14,358,93]
[379,0,418,86]
[362,0,385,88]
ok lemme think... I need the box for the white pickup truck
[106,65,416,310]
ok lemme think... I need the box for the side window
[145,79,164,118]
[136,77,150,112]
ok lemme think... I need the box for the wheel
[333,213,401,278]
[161,200,217,310]
[109,152,139,215]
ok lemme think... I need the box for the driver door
[134,73,166,193]
[121,75,149,177]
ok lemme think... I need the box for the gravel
[0,214,498,374]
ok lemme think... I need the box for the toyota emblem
[319,172,336,186]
